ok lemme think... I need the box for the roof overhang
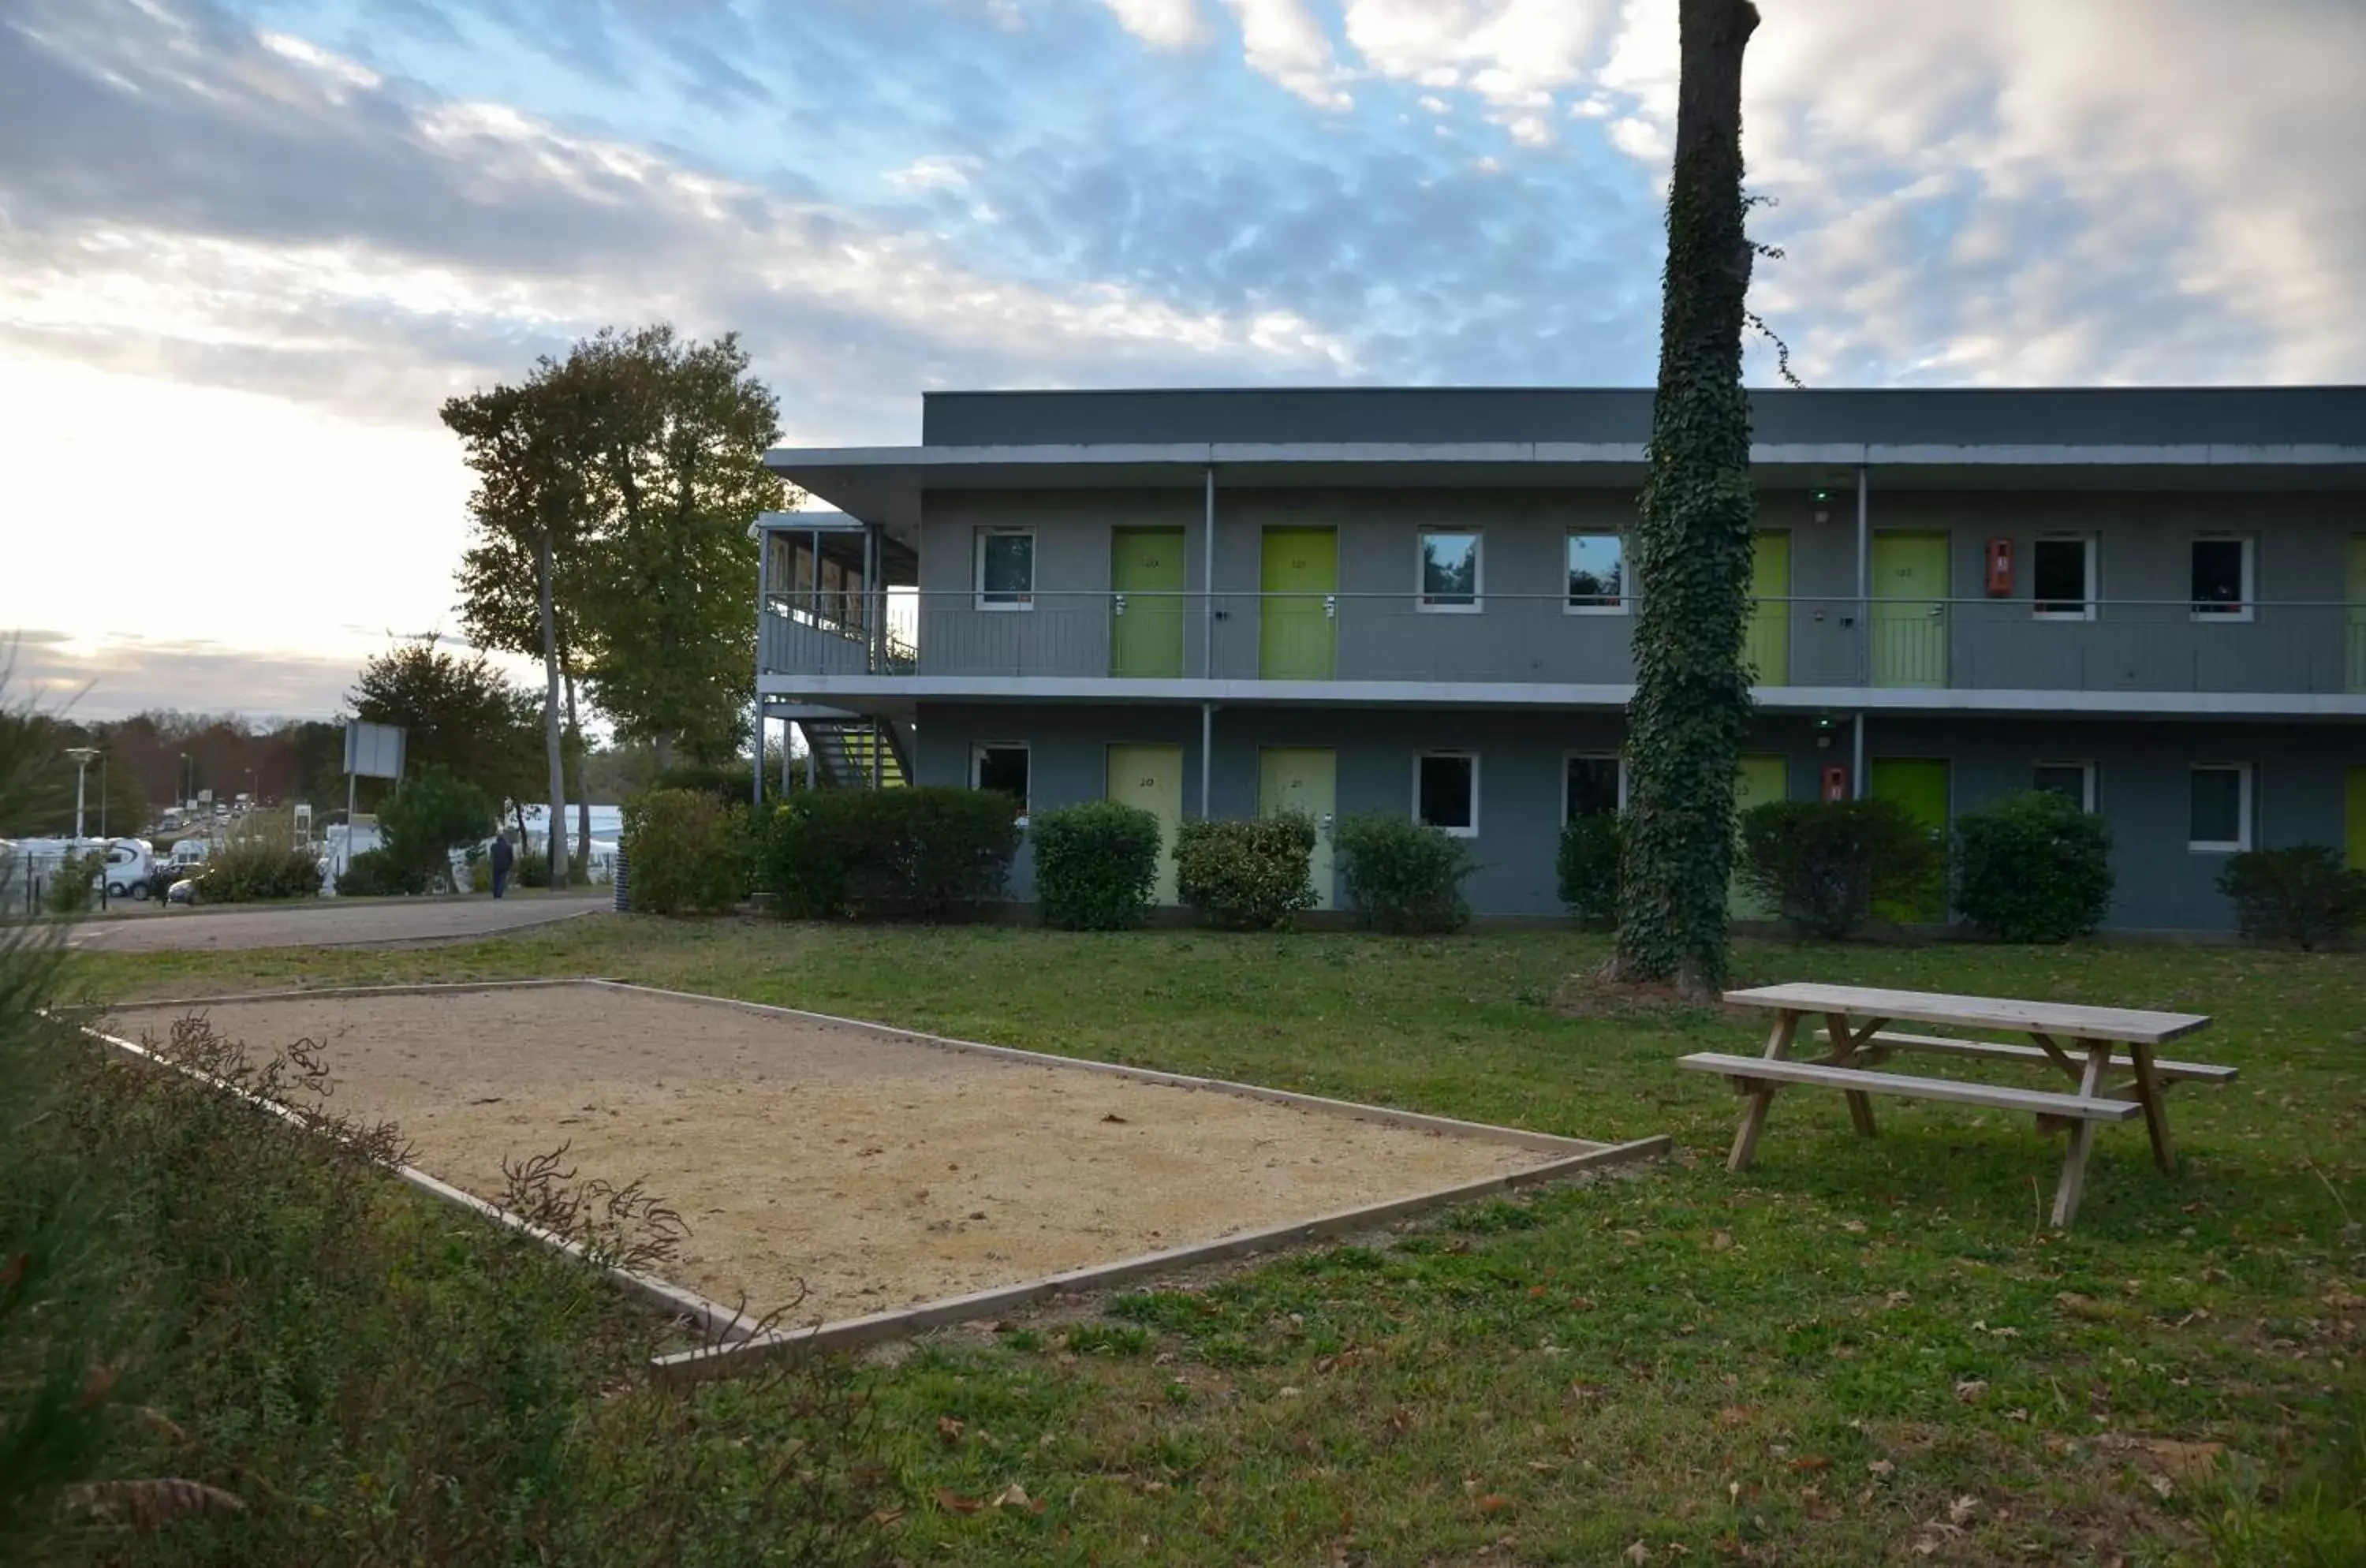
[767,441,2366,533]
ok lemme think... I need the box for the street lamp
[179,752,191,811]
[64,747,99,842]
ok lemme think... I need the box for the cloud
[1218,0,1351,110]
[7,635,372,725]
[1098,0,1211,50]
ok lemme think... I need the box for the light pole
[179,752,190,811]
[65,747,99,842]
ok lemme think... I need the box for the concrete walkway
[68,896,607,952]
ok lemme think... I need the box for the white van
[92,839,158,901]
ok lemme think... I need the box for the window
[2032,761,2096,812]
[2032,536,2095,620]
[1564,753,1625,823]
[1418,530,1482,610]
[2190,536,2253,621]
[1415,751,1479,837]
[1566,532,1626,614]
[2187,763,2251,852]
[976,528,1035,609]
[972,743,1030,826]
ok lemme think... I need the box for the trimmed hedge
[2218,845,2366,950]
[1032,800,1162,930]
[335,849,427,898]
[619,789,748,916]
[197,842,323,902]
[1736,797,1946,940]
[1953,790,2114,943]
[763,787,1019,920]
[1334,812,1475,934]
[1175,812,1317,930]
[1556,812,1624,927]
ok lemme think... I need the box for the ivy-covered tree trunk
[1611,0,1760,999]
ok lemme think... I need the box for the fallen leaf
[1954,1379,1990,1404]
[78,1364,121,1409]
[990,1483,1045,1514]
[0,1253,26,1292]
[1884,1290,1913,1309]
[1477,1494,1513,1513]
[2147,1473,2174,1499]
[1710,1230,1734,1252]
[937,1415,966,1445]
[2324,1290,2364,1312]
[2004,1409,2031,1422]
[1570,1295,1598,1311]
[933,1488,981,1515]
[2142,1439,2225,1481]
[1277,1386,1303,1398]
[1788,1455,1833,1473]
[868,1506,905,1526]
[135,1407,191,1445]
[1868,1460,1897,1479]
[1624,1543,1651,1564]
[1912,1537,1939,1557]
[1842,1220,1868,1234]
[1101,1113,1129,1124]
[1715,1405,1756,1428]
[1948,1495,1978,1526]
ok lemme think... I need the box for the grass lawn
[67,920,2366,1564]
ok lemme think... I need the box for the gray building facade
[757,386,2366,934]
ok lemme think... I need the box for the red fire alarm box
[1985,537,2014,596]
[1820,764,1849,802]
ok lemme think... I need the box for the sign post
[340,722,407,891]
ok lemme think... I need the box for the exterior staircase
[799,716,911,789]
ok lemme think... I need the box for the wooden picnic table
[1679,983,2237,1228]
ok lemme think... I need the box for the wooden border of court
[76,979,1671,1380]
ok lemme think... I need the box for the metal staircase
[799,716,911,789]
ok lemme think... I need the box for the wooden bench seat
[1677,1052,2144,1122]
[1857,1032,2240,1085]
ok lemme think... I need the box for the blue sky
[5,0,2362,718]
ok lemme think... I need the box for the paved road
[68,897,607,953]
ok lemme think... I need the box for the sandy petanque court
[100,983,1600,1328]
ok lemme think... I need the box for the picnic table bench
[1679,983,2237,1228]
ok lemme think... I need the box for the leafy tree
[0,718,149,838]
[575,326,785,771]
[1611,0,1763,998]
[349,640,540,808]
[377,765,498,887]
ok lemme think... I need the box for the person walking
[489,831,515,899]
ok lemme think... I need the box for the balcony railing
[760,591,2366,696]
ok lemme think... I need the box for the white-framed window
[2032,760,2097,812]
[2189,535,2253,622]
[1566,531,1627,614]
[1417,529,1483,611]
[1414,751,1479,837]
[1563,752,1626,824]
[971,742,1031,827]
[2031,535,2095,621]
[2187,763,2252,852]
[975,528,1036,610]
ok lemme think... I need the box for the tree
[1610,0,1763,998]
[577,326,784,771]
[376,765,497,887]
[349,639,540,808]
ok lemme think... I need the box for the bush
[1031,800,1162,930]
[1556,812,1625,926]
[1736,797,1946,939]
[2218,845,2366,950]
[194,828,323,903]
[378,766,496,887]
[1953,790,2114,943]
[763,787,1020,920]
[44,849,104,916]
[517,849,588,890]
[1334,812,1476,934]
[1175,812,1319,930]
[336,847,427,898]
[619,788,748,916]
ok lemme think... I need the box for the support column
[1851,711,1865,800]
[1201,465,1216,679]
[1200,701,1214,821]
[1854,461,1870,685]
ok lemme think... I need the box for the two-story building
[753,386,2366,934]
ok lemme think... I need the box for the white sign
[344,720,406,781]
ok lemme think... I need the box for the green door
[1260,528,1338,681]
[1257,747,1336,909]
[1745,531,1791,686]
[1110,528,1186,678]
[1729,753,1789,920]
[1107,745,1185,904]
[1869,757,1950,921]
[1872,532,1950,688]
[2347,767,2366,872]
[2346,537,2366,693]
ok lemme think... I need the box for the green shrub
[1334,812,1475,934]
[2218,845,2366,950]
[1953,790,2114,943]
[1736,797,1946,939]
[195,836,323,902]
[619,788,748,916]
[1174,812,1318,930]
[1031,799,1162,930]
[1556,812,1625,926]
[517,849,588,890]
[763,787,1019,920]
[43,849,104,916]
[378,766,496,887]
[335,847,427,898]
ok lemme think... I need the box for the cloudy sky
[6,0,2361,721]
